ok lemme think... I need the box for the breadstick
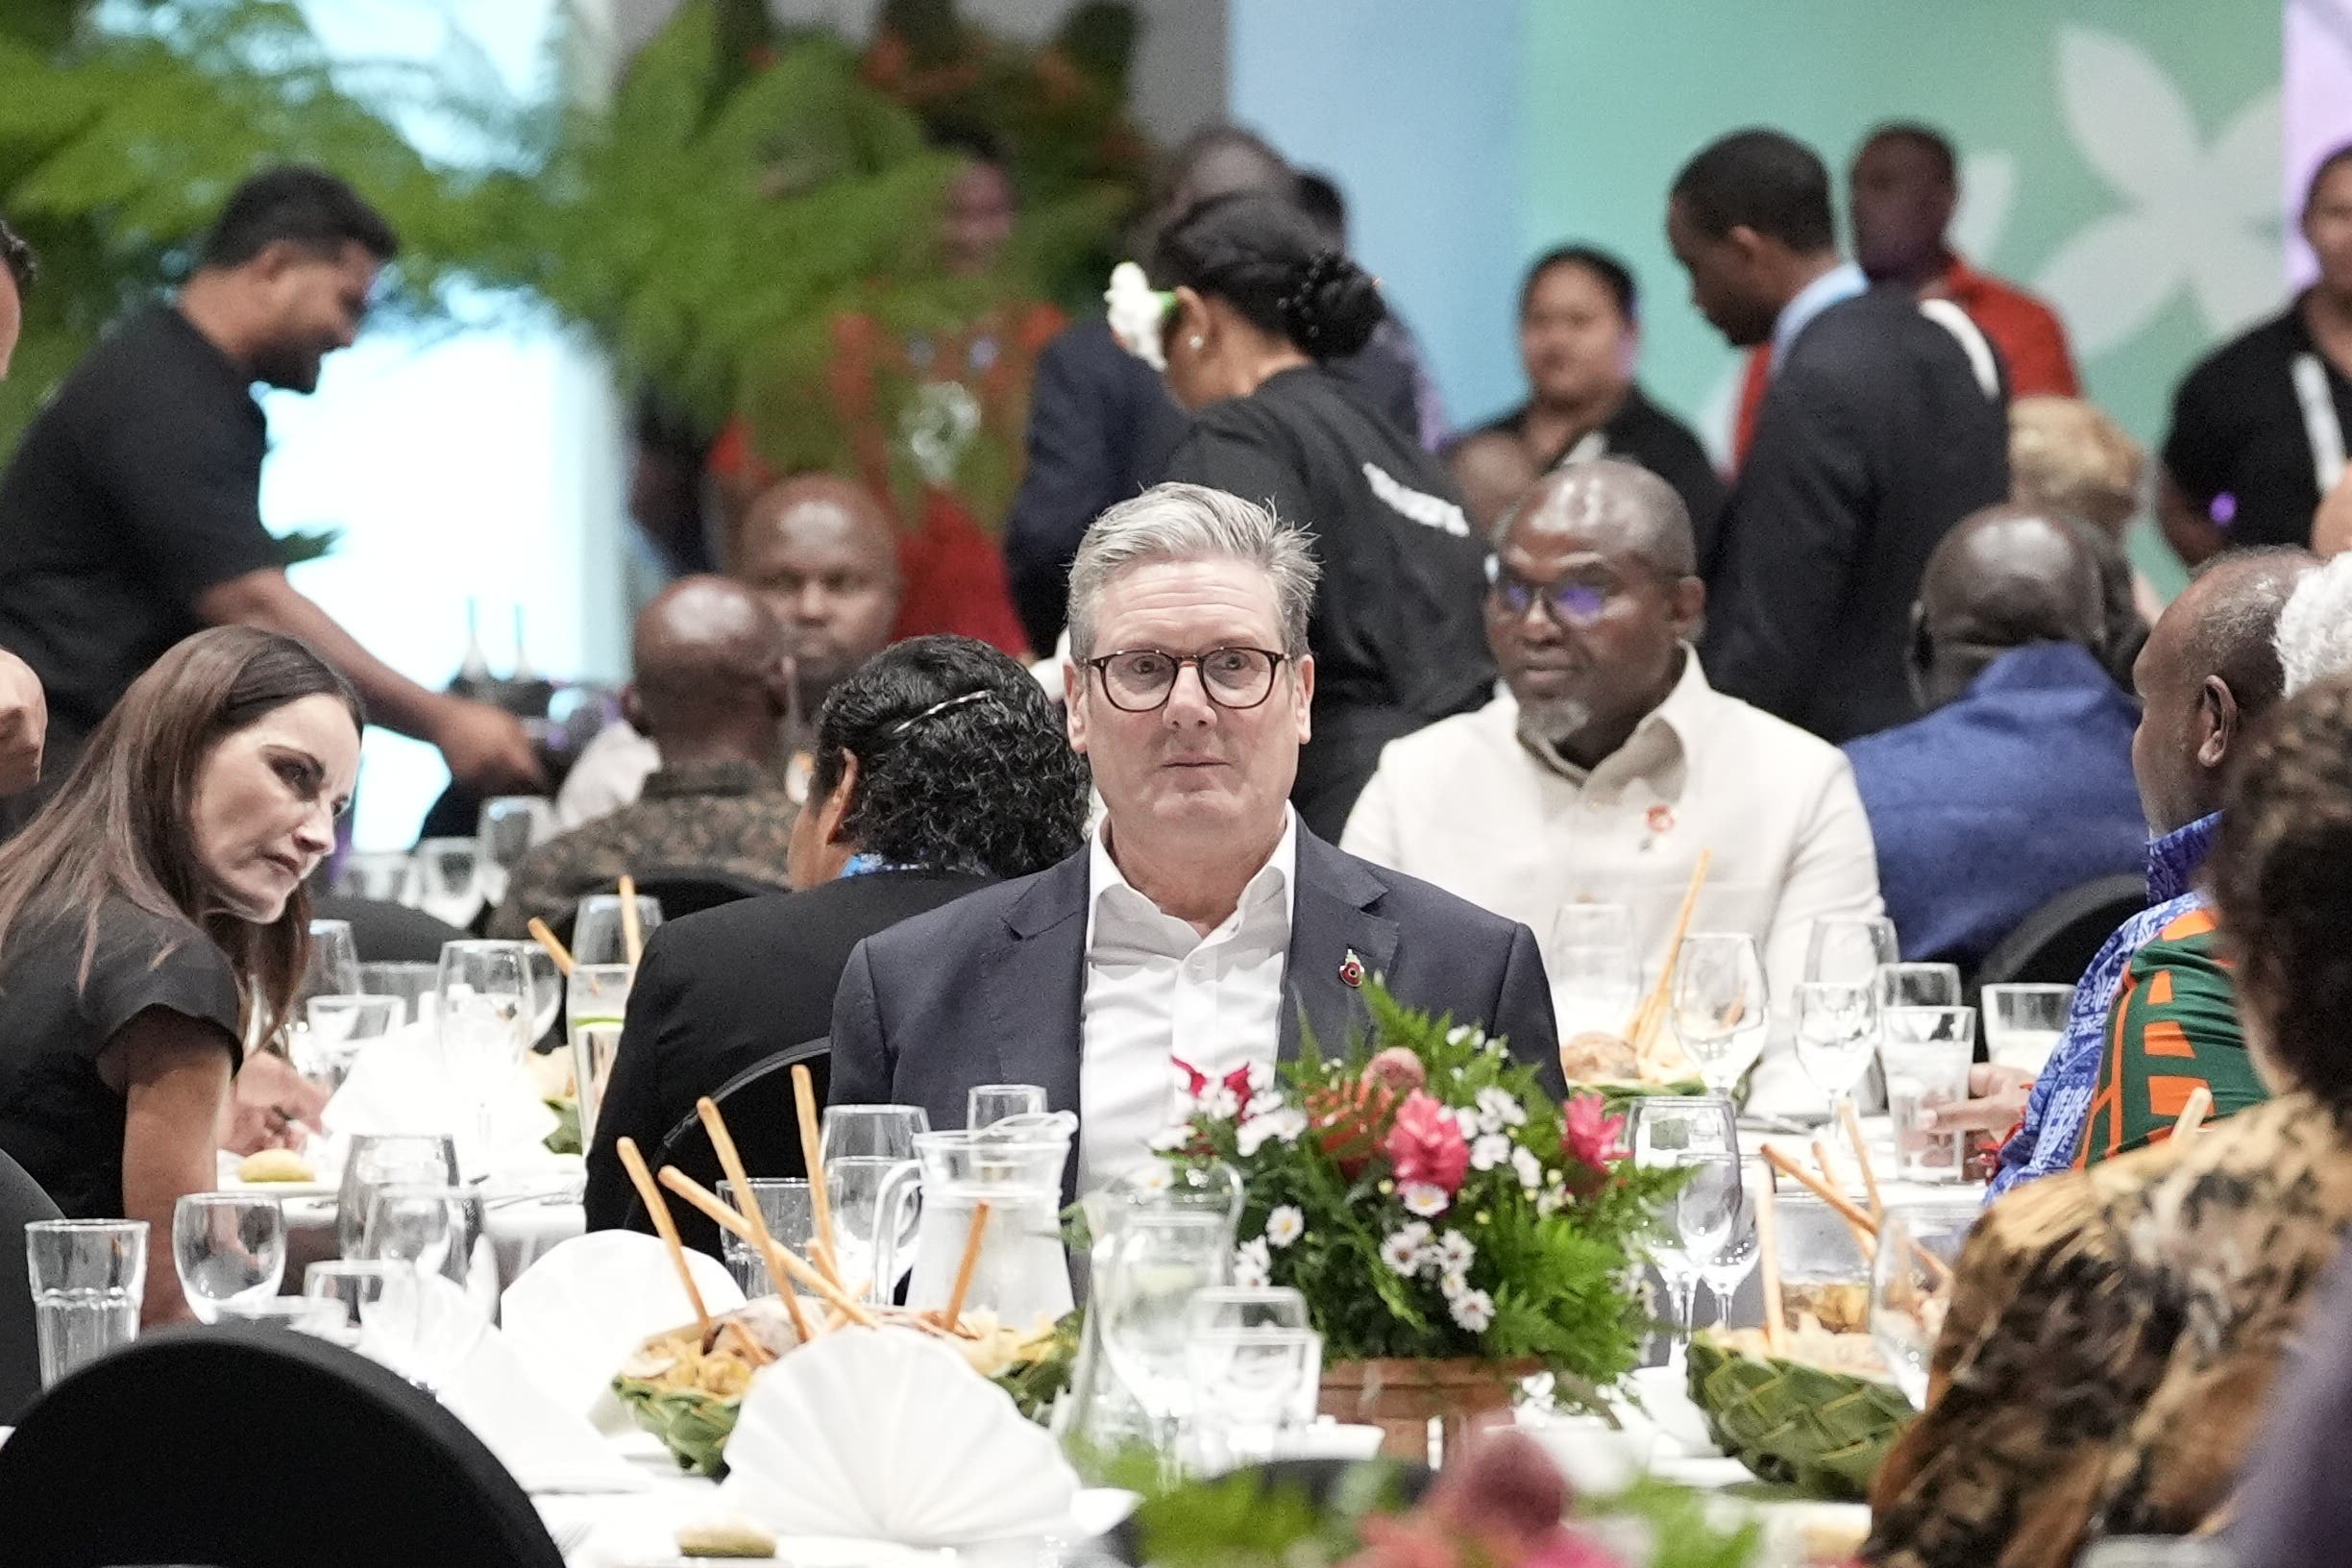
[657,1166,877,1327]
[791,1063,841,1286]
[527,918,576,978]
[939,1202,991,1332]
[1837,1099,1885,1222]
[1755,1172,1786,1357]
[617,1137,712,1345]
[698,1096,815,1341]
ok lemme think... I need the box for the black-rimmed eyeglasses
[1084,647,1288,712]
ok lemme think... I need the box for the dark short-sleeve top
[0,898,245,1218]
[2162,296,2352,551]
[0,305,284,761]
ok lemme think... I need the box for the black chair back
[313,894,470,964]
[1971,872,2148,994]
[628,1038,831,1257]
[550,867,788,948]
[0,1144,61,1425]
[0,1322,565,1568]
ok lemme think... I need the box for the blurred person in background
[1144,193,1493,838]
[0,167,543,833]
[554,474,904,828]
[1869,674,2352,1568]
[0,628,355,1323]
[1668,128,2009,742]
[2009,394,2162,663]
[583,634,1088,1237]
[1293,169,1451,452]
[2159,143,2352,563]
[0,214,47,798]
[1442,428,1542,538]
[491,577,803,940]
[1843,506,2142,969]
[1469,246,1726,562]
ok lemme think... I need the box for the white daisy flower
[1236,1106,1306,1157]
[1198,1085,1241,1120]
[1535,1187,1565,1217]
[1452,1106,1484,1140]
[1380,1223,1433,1276]
[1401,1182,1451,1218]
[1445,1025,1473,1046]
[1477,1087,1527,1129]
[1439,1268,1469,1301]
[1264,1205,1305,1249]
[1470,1133,1512,1171]
[1243,1060,1276,1094]
[1435,1231,1477,1274]
[1511,1146,1544,1191]
[1232,1237,1271,1286]
[1449,1287,1496,1333]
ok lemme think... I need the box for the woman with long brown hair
[0,627,359,1322]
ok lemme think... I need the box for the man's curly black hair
[813,635,1089,878]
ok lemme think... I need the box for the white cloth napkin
[720,1327,1079,1547]
[323,1023,558,1178]
[501,1231,747,1433]
[439,1324,649,1495]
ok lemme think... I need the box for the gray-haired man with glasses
[830,481,1561,1200]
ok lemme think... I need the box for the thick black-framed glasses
[1484,555,1615,627]
[1085,646,1288,712]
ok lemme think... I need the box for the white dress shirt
[554,722,660,829]
[1341,653,1882,1115]
[1077,811,1298,1194]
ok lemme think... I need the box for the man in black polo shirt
[2160,143,2352,564]
[0,166,542,813]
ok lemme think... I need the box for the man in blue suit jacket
[834,483,1558,1201]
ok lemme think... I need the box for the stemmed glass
[1670,933,1770,1094]
[300,993,402,1090]
[1795,979,1879,1113]
[1548,903,1641,1042]
[303,919,362,1004]
[571,894,664,966]
[336,1134,461,1257]
[476,796,556,907]
[1095,1209,1234,1479]
[567,965,633,1146]
[1625,1096,1742,1364]
[435,941,538,1167]
[411,839,485,929]
[172,1192,287,1324]
[1868,1200,1979,1409]
[488,939,563,1045]
[360,1184,496,1389]
[1697,1164,1762,1328]
[821,1104,930,1300]
[1804,917,1899,985]
[331,850,418,904]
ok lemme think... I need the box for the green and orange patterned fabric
[2076,907,2266,1167]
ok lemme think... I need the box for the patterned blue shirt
[1987,811,2220,1198]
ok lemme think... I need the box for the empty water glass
[25,1218,146,1386]
[1881,1007,1977,1181]
[1698,1164,1763,1328]
[302,994,402,1090]
[437,941,536,1162]
[1097,1209,1234,1478]
[1804,917,1899,985]
[337,1134,461,1257]
[412,839,485,929]
[570,894,663,967]
[361,1184,497,1387]
[357,961,437,1025]
[1981,983,2073,1074]
[1625,1096,1742,1362]
[304,919,362,1004]
[1185,1286,1315,1423]
[482,939,564,1045]
[1868,1199,1980,1408]
[567,964,633,1144]
[331,849,419,904]
[721,1178,818,1297]
[968,1084,1048,1128]
[1672,933,1770,1094]
[1795,979,1879,1111]
[477,796,556,906]
[1185,1325,1322,1471]
[304,1259,406,1352]
[172,1192,286,1324]
[1548,902,1641,1042]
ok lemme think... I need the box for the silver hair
[2276,551,2352,698]
[1066,482,1321,660]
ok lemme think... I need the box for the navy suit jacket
[828,828,1561,1201]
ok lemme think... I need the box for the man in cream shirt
[830,482,1560,1200]
[1342,459,1881,1115]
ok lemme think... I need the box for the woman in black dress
[1145,193,1494,840]
[0,627,360,1322]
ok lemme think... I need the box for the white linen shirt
[1076,812,1298,1194]
[1340,654,1882,1115]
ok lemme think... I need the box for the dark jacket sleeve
[1699,366,1874,723]
[1493,921,1564,1101]
[583,926,688,1233]
[826,938,892,1108]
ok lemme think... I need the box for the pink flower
[1362,1046,1428,1094]
[1561,1095,1628,1170]
[1384,1090,1471,1194]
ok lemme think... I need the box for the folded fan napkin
[440,1324,650,1495]
[502,1231,747,1433]
[323,1023,558,1178]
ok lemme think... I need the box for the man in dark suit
[582,636,1090,1236]
[1666,128,2009,744]
[835,482,1560,1202]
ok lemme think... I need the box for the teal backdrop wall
[1231,1,2290,580]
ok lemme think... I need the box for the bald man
[490,576,801,938]
[1988,547,2317,1195]
[1842,505,2144,968]
[1342,458,1881,1115]
[554,475,905,828]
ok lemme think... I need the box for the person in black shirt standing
[2160,144,2352,564]
[1139,193,1492,839]
[1471,246,1727,563]
[0,166,542,821]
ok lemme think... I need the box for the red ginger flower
[1562,1094,1629,1170]
[1384,1090,1471,1194]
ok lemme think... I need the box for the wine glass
[172,1192,287,1324]
[570,894,664,966]
[303,919,362,1004]
[331,850,418,904]
[1804,917,1899,984]
[485,939,562,1045]
[411,839,484,929]
[361,1184,497,1389]
[1186,1285,1317,1431]
[476,796,556,907]
[1096,1209,1233,1479]
[968,1084,1048,1128]
[1548,903,1641,1042]
[305,1259,419,1361]
[300,993,402,1090]
[435,941,537,1167]
[1874,962,1962,1011]
[1184,1322,1322,1471]
[1795,979,1879,1111]
[821,1104,930,1298]
[1624,1096,1742,1363]
[1670,933,1770,1094]
[1697,1163,1762,1328]
[1868,1199,1979,1408]
[336,1135,461,1257]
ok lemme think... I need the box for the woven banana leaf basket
[611,1375,742,1477]
[1685,1331,1913,1499]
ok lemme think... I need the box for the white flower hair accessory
[1105,261,1175,371]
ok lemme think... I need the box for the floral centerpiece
[1160,984,1682,1456]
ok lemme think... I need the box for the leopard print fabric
[1866,1091,2352,1568]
